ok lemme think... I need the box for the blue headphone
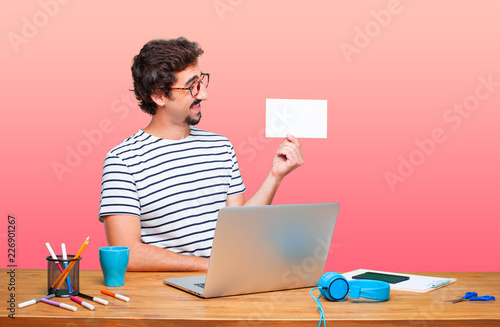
[311,272,390,326]
[318,272,390,301]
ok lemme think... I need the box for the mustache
[190,99,202,108]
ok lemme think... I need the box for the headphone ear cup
[318,272,335,300]
[318,272,349,302]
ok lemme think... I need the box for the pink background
[1,0,499,272]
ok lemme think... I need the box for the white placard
[265,99,327,138]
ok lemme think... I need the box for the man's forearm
[125,242,209,272]
[243,171,282,206]
[103,214,209,272]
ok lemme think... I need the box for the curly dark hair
[131,37,204,115]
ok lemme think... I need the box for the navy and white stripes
[99,127,246,257]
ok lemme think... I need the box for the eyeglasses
[171,73,210,97]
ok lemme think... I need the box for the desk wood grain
[1,270,499,326]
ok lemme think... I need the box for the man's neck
[143,114,191,140]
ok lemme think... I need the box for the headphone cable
[310,287,327,327]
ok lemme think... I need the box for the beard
[186,99,202,125]
[185,112,201,125]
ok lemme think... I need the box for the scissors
[446,292,495,304]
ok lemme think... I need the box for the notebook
[163,202,340,298]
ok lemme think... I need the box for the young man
[99,37,303,271]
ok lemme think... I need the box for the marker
[100,289,130,302]
[61,243,73,293]
[40,298,77,312]
[18,294,56,308]
[70,296,95,311]
[45,242,64,273]
[77,292,108,305]
[428,279,451,288]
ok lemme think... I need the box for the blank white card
[265,99,327,138]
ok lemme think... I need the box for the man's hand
[271,134,304,181]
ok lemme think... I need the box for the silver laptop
[163,202,340,298]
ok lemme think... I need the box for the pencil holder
[46,255,81,297]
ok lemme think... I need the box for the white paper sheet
[265,99,327,138]
[342,269,457,293]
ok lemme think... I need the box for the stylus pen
[18,294,56,308]
[77,292,108,305]
[428,279,451,288]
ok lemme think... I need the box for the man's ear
[150,90,167,107]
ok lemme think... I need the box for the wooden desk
[2,270,499,326]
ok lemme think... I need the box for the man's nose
[196,83,208,101]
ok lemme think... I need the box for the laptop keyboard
[194,283,205,289]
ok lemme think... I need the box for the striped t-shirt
[99,127,246,257]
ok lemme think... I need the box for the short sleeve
[227,144,246,196]
[99,151,141,222]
